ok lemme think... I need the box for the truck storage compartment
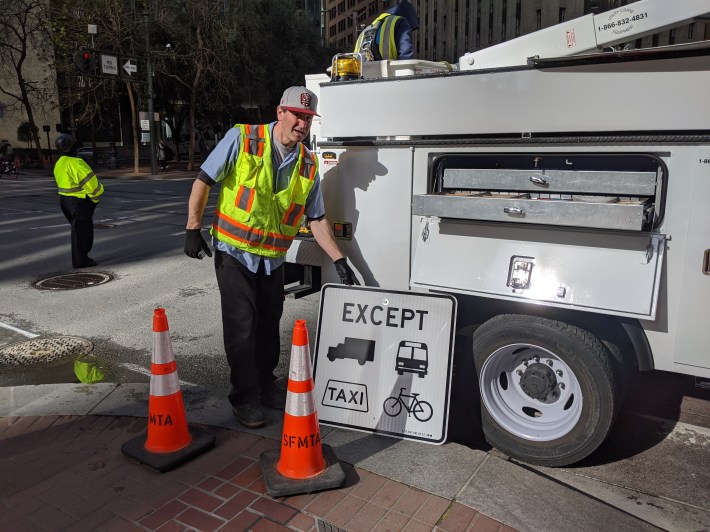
[413,154,663,231]
[410,219,665,319]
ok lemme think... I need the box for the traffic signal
[73,50,96,75]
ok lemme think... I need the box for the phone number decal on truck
[597,7,649,36]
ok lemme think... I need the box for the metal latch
[332,221,352,240]
[507,256,535,291]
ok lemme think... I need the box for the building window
[669,28,675,45]
[330,24,337,37]
[688,23,695,40]
[488,2,494,43]
[559,7,566,22]
[338,1,345,12]
[501,0,507,42]
[536,9,541,30]
[652,33,659,47]
[515,0,521,36]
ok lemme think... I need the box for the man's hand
[184,229,212,259]
[334,259,359,285]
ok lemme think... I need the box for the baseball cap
[280,86,320,116]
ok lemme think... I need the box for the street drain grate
[33,272,113,291]
[0,336,93,369]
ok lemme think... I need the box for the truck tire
[472,314,619,467]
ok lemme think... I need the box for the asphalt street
[1,171,709,531]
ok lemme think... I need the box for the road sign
[100,54,118,76]
[122,59,137,77]
[313,284,457,444]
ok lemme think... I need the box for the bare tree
[0,0,56,165]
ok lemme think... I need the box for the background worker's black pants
[214,250,284,407]
[59,195,96,268]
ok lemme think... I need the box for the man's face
[275,106,313,147]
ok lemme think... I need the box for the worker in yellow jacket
[53,134,104,268]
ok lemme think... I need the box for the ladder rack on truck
[291,0,710,466]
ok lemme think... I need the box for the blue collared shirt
[200,122,325,274]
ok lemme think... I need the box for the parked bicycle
[382,387,433,422]
[0,159,18,178]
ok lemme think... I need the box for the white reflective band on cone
[150,371,180,396]
[289,345,312,382]
[285,390,316,416]
[153,331,175,364]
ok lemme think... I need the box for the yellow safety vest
[53,156,104,203]
[354,13,401,61]
[211,124,318,258]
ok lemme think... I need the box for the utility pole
[144,12,158,175]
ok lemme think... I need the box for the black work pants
[214,250,284,406]
[59,195,96,268]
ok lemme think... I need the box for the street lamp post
[143,13,158,175]
[42,125,52,165]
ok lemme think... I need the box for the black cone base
[121,426,215,473]
[260,444,345,498]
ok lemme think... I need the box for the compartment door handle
[529,175,548,186]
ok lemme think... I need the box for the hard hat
[55,134,76,154]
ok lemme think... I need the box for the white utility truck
[289,0,710,466]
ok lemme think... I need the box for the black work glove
[334,258,360,285]
[184,229,212,259]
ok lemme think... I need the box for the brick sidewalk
[0,415,515,531]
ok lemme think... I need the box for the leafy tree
[52,0,146,172]
[0,0,55,166]
[17,121,38,147]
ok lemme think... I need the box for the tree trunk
[126,82,141,173]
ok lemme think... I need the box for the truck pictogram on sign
[327,337,375,365]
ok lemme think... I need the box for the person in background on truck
[354,0,419,61]
[53,134,104,268]
[184,86,359,429]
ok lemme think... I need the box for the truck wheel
[472,314,619,467]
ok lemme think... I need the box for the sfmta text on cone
[260,319,345,497]
[121,308,215,472]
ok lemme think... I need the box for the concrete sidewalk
[0,383,660,532]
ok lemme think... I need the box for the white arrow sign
[123,59,137,76]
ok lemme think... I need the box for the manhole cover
[0,336,93,369]
[33,272,113,290]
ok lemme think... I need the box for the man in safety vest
[354,0,419,61]
[184,86,359,429]
[53,134,104,268]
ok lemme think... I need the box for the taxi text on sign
[313,284,456,444]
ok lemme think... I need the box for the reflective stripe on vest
[56,171,98,193]
[211,123,317,258]
[214,209,294,253]
[354,13,400,60]
[54,156,104,201]
[377,15,399,60]
[243,124,266,156]
[235,185,255,212]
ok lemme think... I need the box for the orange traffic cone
[260,319,345,497]
[121,308,215,472]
